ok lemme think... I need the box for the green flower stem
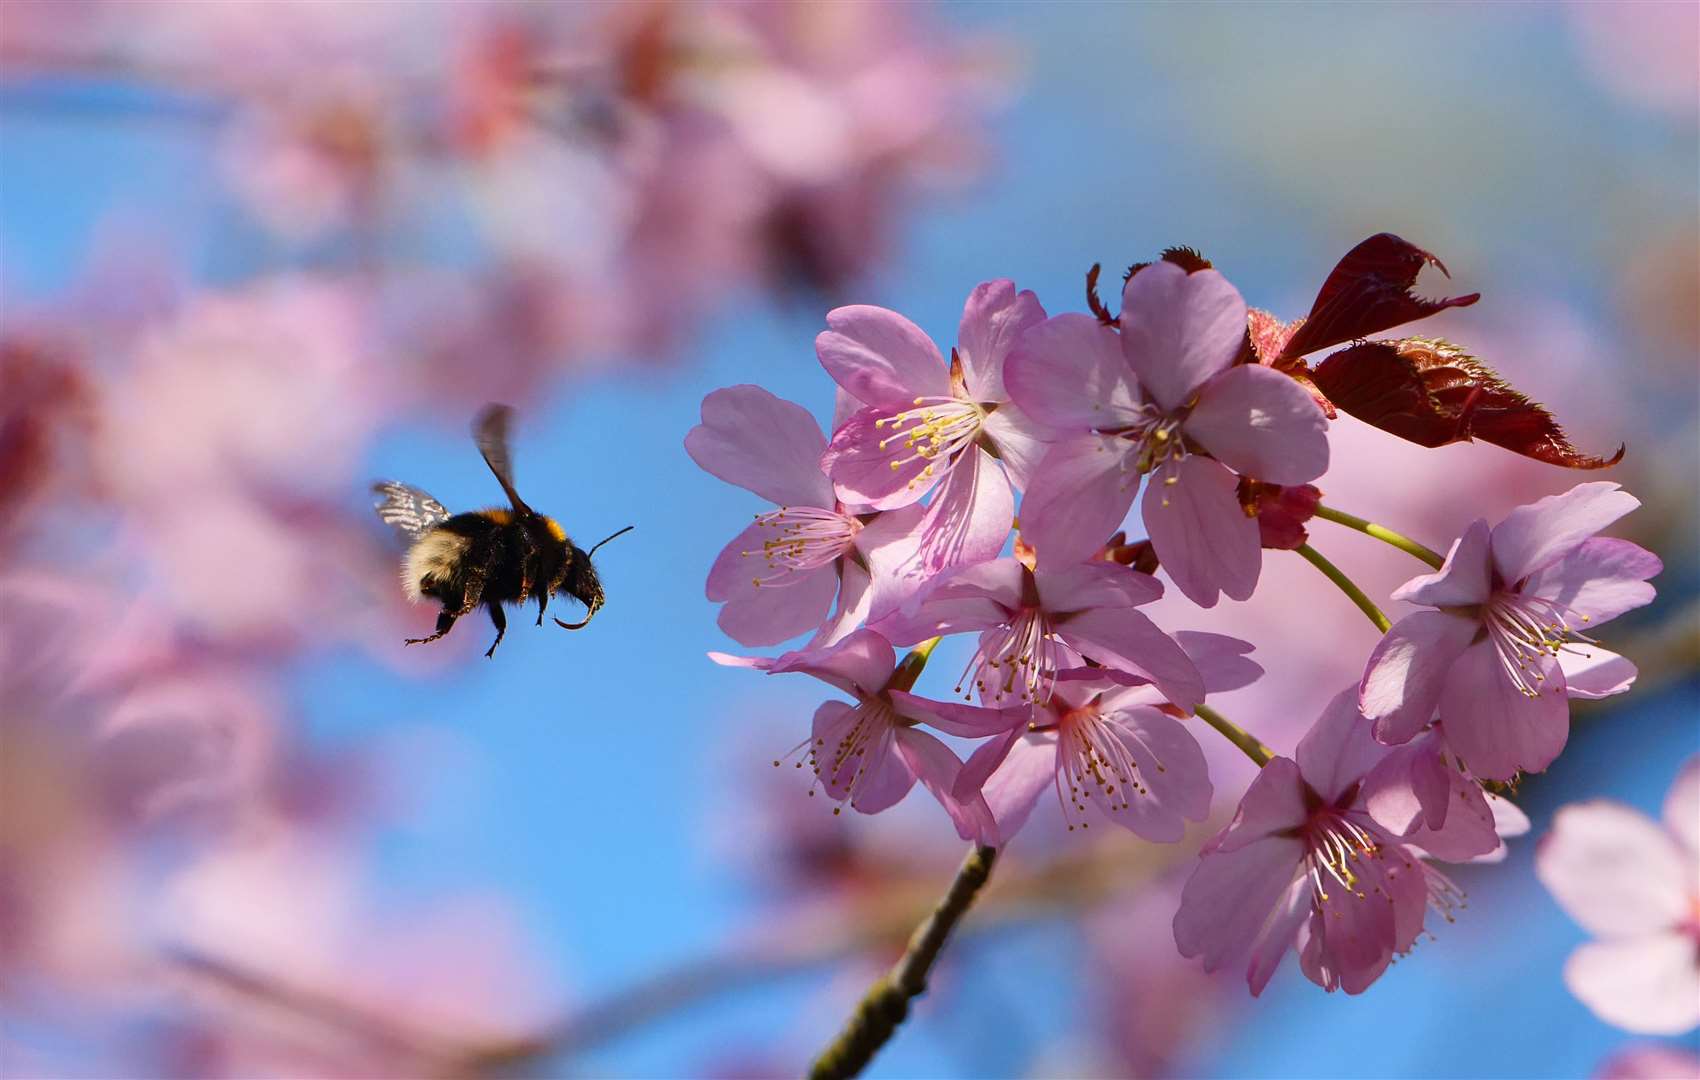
[1296,543,1393,633]
[1195,703,1275,768]
[1312,503,1445,569]
[807,844,999,1080]
[888,636,942,693]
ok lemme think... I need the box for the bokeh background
[2,2,1696,1077]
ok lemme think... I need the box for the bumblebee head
[551,524,631,632]
[552,548,606,631]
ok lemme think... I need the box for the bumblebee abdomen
[403,527,472,602]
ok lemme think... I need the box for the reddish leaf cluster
[1277,233,1480,361]
[1310,338,1625,469]
[1269,234,1621,471]
[1082,233,1622,472]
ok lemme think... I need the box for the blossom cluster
[4,0,994,400]
[694,235,1662,998]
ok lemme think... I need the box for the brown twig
[806,844,999,1080]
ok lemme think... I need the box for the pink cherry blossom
[1360,725,1531,864]
[1536,757,1700,1035]
[710,630,1005,843]
[879,556,1204,712]
[1594,1045,1700,1080]
[1360,482,1661,779]
[817,280,1049,574]
[1173,686,1510,996]
[963,632,1262,843]
[1007,261,1329,606]
[687,385,924,648]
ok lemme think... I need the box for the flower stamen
[741,506,861,586]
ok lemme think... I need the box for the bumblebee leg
[484,604,507,658]
[405,609,458,646]
[535,586,549,627]
[518,531,540,604]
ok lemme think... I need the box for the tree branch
[806,844,999,1080]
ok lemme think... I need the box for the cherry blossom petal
[955,726,1026,804]
[1183,364,1329,484]
[1209,757,1311,854]
[1175,831,1306,971]
[877,558,1024,644]
[1247,877,1310,996]
[707,651,772,672]
[809,700,859,798]
[1058,607,1204,712]
[821,407,937,509]
[1296,686,1392,805]
[1172,631,1263,693]
[1489,793,1531,838]
[913,446,1013,576]
[1595,1045,1700,1079]
[1664,757,1700,859]
[888,690,1022,739]
[816,305,948,409]
[979,732,1057,842]
[854,502,927,624]
[1020,434,1140,567]
[1490,482,1640,585]
[849,738,917,815]
[1537,801,1691,936]
[1035,559,1163,615]
[1466,794,1532,864]
[1438,639,1569,779]
[1142,455,1260,607]
[1298,847,1421,994]
[956,279,1046,403]
[979,403,1049,491]
[1559,647,1638,700]
[1521,537,1662,625]
[1390,520,1494,608]
[1564,934,1700,1035]
[1119,263,1248,413]
[1003,313,1141,431]
[808,560,870,650]
[1360,609,1479,744]
[1104,705,1213,826]
[1398,778,1502,862]
[770,629,897,697]
[895,727,997,844]
[685,385,834,507]
[707,533,840,646]
[1363,736,1454,835]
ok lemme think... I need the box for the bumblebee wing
[372,480,451,540]
[472,403,532,513]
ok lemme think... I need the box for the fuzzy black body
[374,404,618,658]
[403,508,599,657]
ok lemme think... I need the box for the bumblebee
[373,404,631,657]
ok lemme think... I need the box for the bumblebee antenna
[552,525,632,631]
[585,524,634,558]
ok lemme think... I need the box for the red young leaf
[1159,246,1213,273]
[1279,233,1480,361]
[1085,263,1117,326]
[1310,337,1625,469]
[1124,246,1214,285]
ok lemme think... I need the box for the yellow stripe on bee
[545,517,566,542]
[478,508,513,525]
